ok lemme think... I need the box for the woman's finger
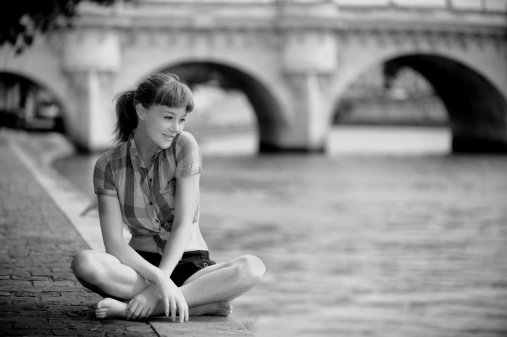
[177,300,183,323]
[164,297,170,317]
[132,307,143,320]
[127,302,137,320]
[176,298,187,323]
[138,306,149,320]
[170,298,177,322]
[146,306,154,319]
[178,293,188,322]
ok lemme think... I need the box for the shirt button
[149,202,153,205]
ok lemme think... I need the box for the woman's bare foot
[95,298,128,319]
[189,302,233,316]
[96,298,232,319]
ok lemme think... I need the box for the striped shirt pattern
[93,131,202,253]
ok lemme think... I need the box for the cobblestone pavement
[0,136,158,336]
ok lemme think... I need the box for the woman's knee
[71,250,104,285]
[232,255,265,285]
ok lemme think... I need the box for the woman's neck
[133,129,157,166]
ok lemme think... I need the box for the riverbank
[0,129,255,336]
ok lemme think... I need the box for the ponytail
[113,90,137,143]
[113,72,194,143]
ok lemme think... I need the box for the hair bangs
[154,81,194,112]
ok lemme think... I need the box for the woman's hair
[114,72,194,143]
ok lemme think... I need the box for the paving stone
[0,329,55,336]
[0,298,11,305]
[10,297,41,305]
[52,330,105,336]
[0,304,42,312]
[125,324,155,332]
[43,296,99,306]
[33,281,78,287]
[0,286,40,293]
[28,270,53,276]
[0,280,32,287]
[150,316,254,336]
[11,275,51,281]
[14,291,51,297]
[52,273,79,281]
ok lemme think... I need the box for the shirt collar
[128,132,164,160]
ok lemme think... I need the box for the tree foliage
[0,0,116,54]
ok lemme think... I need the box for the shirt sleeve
[174,132,202,179]
[93,153,117,197]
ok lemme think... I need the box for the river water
[53,126,507,337]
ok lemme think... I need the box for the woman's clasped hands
[126,271,189,322]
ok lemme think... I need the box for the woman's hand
[127,283,159,320]
[154,271,189,322]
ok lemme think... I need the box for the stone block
[150,316,254,336]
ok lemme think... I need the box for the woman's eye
[180,119,186,122]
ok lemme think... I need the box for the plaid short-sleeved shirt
[93,131,202,253]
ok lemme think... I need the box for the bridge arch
[0,71,68,133]
[137,60,288,153]
[332,52,507,153]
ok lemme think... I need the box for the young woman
[71,72,265,322]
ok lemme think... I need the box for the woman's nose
[170,122,182,133]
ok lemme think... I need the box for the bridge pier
[452,136,507,154]
[62,30,120,152]
[259,30,337,153]
[260,72,334,153]
[451,121,507,154]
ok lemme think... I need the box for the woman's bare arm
[97,194,164,283]
[154,173,200,322]
[158,173,200,276]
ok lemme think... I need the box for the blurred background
[1,0,507,336]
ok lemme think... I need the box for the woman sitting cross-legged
[71,72,265,322]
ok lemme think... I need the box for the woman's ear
[135,103,146,120]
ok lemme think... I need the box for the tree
[0,0,116,54]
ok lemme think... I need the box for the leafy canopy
[0,0,116,54]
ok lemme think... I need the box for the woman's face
[139,104,188,149]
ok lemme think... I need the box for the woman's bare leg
[94,255,265,319]
[72,251,265,319]
[182,254,265,306]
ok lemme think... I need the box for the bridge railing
[333,0,506,12]
[145,0,506,13]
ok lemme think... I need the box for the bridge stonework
[1,1,506,153]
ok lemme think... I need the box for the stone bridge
[1,0,506,153]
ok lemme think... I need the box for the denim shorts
[136,250,216,287]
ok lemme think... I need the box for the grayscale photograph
[0,0,506,336]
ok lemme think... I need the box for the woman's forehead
[153,105,187,115]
